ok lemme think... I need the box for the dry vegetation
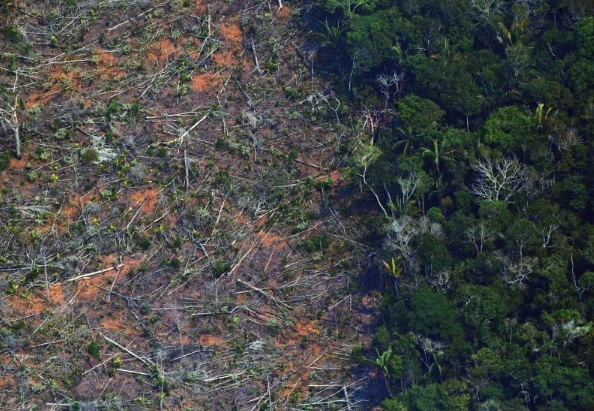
[0,0,377,410]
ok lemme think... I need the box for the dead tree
[470,157,532,203]
[0,76,21,159]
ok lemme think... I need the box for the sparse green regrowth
[81,148,99,164]
[86,340,101,359]
[2,26,21,43]
[298,234,330,253]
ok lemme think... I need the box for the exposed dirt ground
[0,1,379,409]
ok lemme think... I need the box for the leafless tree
[387,172,421,214]
[0,74,21,159]
[569,253,594,303]
[385,215,443,276]
[469,0,505,25]
[540,224,559,248]
[497,253,536,289]
[549,125,584,152]
[377,71,404,109]
[465,222,492,256]
[471,157,532,203]
[429,269,451,293]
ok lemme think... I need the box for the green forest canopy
[310,0,594,409]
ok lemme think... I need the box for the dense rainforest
[307,0,594,410]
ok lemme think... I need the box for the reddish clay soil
[8,157,27,169]
[257,229,287,250]
[48,191,98,234]
[76,271,114,300]
[5,293,46,315]
[147,38,182,69]
[197,334,228,347]
[48,283,67,307]
[127,187,160,215]
[191,72,220,93]
[95,48,126,78]
[101,311,138,337]
[278,5,293,19]
[212,50,235,67]
[219,21,243,43]
[24,66,83,108]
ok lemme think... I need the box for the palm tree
[421,137,455,189]
[394,126,416,156]
[375,347,396,398]
[383,256,403,298]
[429,350,444,381]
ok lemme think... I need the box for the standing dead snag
[470,157,533,203]
[0,90,21,159]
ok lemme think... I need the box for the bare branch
[471,157,532,203]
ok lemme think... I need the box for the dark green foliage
[2,25,21,43]
[397,380,470,411]
[309,1,594,410]
[138,235,151,250]
[0,152,13,173]
[86,340,101,359]
[212,261,230,278]
[397,95,443,137]
[483,106,535,155]
[80,148,99,164]
[408,286,461,342]
[298,234,330,253]
[306,0,594,410]
[346,8,408,74]
[105,98,120,122]
[350,344,365,363]
[416,232,451,273]
[24,264,40,284]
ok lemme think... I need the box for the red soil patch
[6,294,45,315]
[24,67,83,108]
[191,72,220,93]
[24,90,50,108]
[8,156,27,169]
[50,191,97,235]
[258,230,287,251]
[48,283,66,307]
[101,253,147,277]
[128,187,159,215]
[4,283,65,316]
[147,38,181,68]
[328,170,342,184]
[361,294,377,309]
[75,254,147,300]
[213,50,235,67]
[295,320,319,337]
[213,20,242,68]
[274,320,320,349]
[95,48,125,78]
[219,21,242,43]
[235,292,248,305]
[0,375,14,389]
[173,334,192,345]
[76,271,113,300]
[278,5,293,19]
[193,1,207,14]
[100,311,136,336]
[96,49,117,66]
[280,374,300,392]
[0,353,14,389]
[198,334,227,347]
